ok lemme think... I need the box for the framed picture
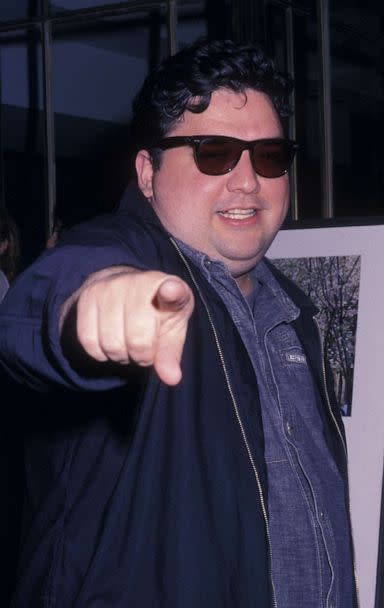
[267,224,384,608]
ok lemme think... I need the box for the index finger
[153,278,193,313]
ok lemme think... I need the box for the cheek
[151,170,205,237]
[154,167,220,214]
[152,171,184,211]
[268,179,290,211]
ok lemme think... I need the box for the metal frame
[0,0,177,237]
[41,0,56,235]
[0,0,343,227]
[1,0,383,229]
[316,0,333,218]
[266,0,335,220]
[284,4,298,220]
[0,2,173,32]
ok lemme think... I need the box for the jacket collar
[117,181,163,228]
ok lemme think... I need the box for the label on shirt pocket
[283,350,307,365]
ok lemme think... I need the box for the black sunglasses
[154,136,298,178]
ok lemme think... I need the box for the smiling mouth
[218,208,258,220]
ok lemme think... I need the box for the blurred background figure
[0,208,21,303]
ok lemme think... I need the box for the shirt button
[286,422,292,435]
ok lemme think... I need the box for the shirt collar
[173,237,299,318]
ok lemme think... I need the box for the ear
[135,149,154,199]
[0,238,9,256]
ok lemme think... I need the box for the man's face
[136,88,290,279]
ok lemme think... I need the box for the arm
[0,214,194,391]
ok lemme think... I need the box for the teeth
[219,209,256,219]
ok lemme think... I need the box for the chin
[225,256,262,277]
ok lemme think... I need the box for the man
[0,39,356,607]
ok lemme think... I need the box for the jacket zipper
[313,315,360,608]
[171,238,277,608]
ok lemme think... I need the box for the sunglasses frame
[154,135,298,178]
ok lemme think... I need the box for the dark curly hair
[129,38,293,170]
[0,208,21,282]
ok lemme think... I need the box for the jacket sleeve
[0,214,157,392]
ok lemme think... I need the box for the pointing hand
[62,268,195,386]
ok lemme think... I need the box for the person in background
[0,39,357,607]
[0,208,21,303]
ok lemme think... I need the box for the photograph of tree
[270,255,361,416]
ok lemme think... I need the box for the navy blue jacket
[0,192,352,607]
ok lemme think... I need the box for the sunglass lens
[196,139,239,175]
[252,141,294,178]
[194,138,296,177]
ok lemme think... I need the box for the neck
[235,271,254,296]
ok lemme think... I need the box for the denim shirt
[176,239,354,608]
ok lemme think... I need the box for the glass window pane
[52,10,169,230]
[0,0,40,22]
[292,8,322,220]
[0,27,46,266]
[266,3,322,220]
[177,0,207,47]
[330,3,384,217]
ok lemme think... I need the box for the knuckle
[127,333,145,350]
[79,335,104,360]
[127,336,155,364]
[100,335,126,360]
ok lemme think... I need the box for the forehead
[169,88,283,139]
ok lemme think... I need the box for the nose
[226,149,261,194]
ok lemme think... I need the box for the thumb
[154,277,192,313]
